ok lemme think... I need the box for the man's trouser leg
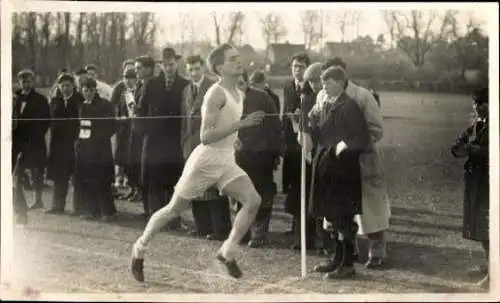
[72,177,85,215]
[52,176,70,211]
[31,167,45,206]
[293,215,317,249]
[100,182,117,217]
[82,181,100,218]
[317,218,335,254]
[13,157,28,222]
[250,197,274,241]
[210,196,232,236]
[192,200,214,235]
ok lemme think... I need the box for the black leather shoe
[131,257,144,282]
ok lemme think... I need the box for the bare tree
[382,10,453,67]
[260,12,287,59]
[211,12,222,46]
[177,12,191,54]
[334,10,359,42]
[226,11,245,45]
[130,13,157,55]
[446,11,487,80]
[300,10,321,51]
[39,13,53,85]
[210,11,245,46]
[351,11,362,39]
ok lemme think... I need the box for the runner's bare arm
[200,87,264,145]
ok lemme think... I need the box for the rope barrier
[11,112,286,121]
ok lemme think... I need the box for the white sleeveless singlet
[202,83,244,151]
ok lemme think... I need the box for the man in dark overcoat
[181,55,232,239]
[12,69,51,223]
[451,87,489,288]
[73,78,117,221]
[46,73,84,214]
[133,55,159,218]
[235,70,282,247]
[137,48,190,230]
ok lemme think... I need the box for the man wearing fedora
[139,47,191,230]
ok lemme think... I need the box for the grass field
[3,90,491,299]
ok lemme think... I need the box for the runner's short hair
[206,43,234,76]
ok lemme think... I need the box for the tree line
[12,10,488,91]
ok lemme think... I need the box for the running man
[130,43,265,281]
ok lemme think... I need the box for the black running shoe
[131,257,144,282]
[216,254,242,279]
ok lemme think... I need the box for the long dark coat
[110,80,126,108]
[308,92,370,228]
[236,87,282,203]
[74,95,116,185]
[12,89,51,170]
[451,119,489,242]
[115,85,137,168]
[282,79,309,215]
[46,91,84,181]
[136,74,190,186]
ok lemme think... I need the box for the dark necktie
[192,83,198,100]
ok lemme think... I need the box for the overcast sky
[156,6,488,50]
[9,2,492,51]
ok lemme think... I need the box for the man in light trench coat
[318,57,391,268]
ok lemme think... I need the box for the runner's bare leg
[218,175,261,260]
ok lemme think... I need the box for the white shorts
[174,144,247,200]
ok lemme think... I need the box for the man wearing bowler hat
[140,47,191,230]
